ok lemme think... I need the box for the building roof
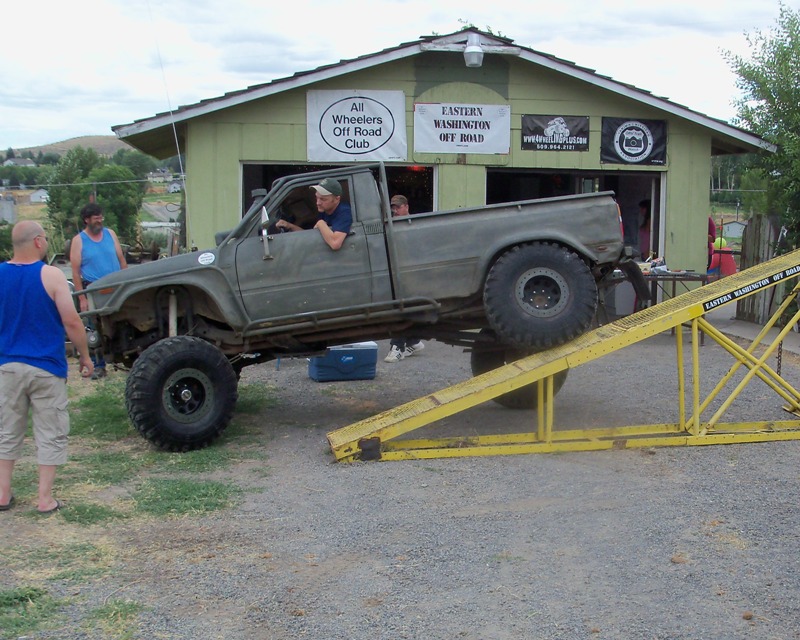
[2,157,37,167]
[113,29,772,158]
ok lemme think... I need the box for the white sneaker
[384,345,405,363]
[402,341,425,357]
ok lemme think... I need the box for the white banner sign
[307,90,407,162]
[413,103,510,154]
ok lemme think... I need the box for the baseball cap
[310,178,342,197]
[390,195,408,206]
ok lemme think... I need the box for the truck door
[234,221,374,322]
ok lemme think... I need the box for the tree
[46,147,102,245]
[160,154,185,175]
[0,165,24,188]
[0,221,11,262]
[725,3,800,245]
[740,168,770,218]
[710,155,745,205]
[88,164,143,241]
[38,152,61,166]
[111,148,157,180]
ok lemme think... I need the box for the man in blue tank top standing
[0,221,94,513]
[69,203,127,379]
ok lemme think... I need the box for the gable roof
[114,28,772,158]
[2,157,37,167]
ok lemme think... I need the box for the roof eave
[113,28,772,156]
[515,49,773,154]
[113,44,426,140]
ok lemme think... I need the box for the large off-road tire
[470,330,568,409]
[484,242,597,349]
[125,336,238,452]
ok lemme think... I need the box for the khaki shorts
[0,362,69,465]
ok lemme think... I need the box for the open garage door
[242,164,434,216]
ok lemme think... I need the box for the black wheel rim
[516,267,570,317]
[162,367,214,424]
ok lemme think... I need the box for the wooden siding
[183,54,716,268]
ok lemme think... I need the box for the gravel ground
[16,332,800,639]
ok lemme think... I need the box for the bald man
[0,220,93,514]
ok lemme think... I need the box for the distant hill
[12,135,133,157]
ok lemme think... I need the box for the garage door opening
[242,164,434,217]
[486,168,661,259]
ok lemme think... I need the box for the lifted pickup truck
[82,163,646,451]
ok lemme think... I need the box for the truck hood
[86,250,220,291]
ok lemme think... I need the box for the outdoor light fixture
[463,33,484,68]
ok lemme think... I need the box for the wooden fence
[736,214,786,324]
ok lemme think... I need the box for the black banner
[601,118,667,165]
[521,115,589,151]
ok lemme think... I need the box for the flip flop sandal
[37,499,63,514]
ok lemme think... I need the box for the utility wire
[5,178,166,190]
[146,0,187,194]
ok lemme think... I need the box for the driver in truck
[275,178,352,250]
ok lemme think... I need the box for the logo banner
[413,103,510,154]
[521,115,589,151]
[601,118,667,165]
[307,90,407,162]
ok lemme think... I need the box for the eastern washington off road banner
[413,103,510,154]
[601,118,667,165]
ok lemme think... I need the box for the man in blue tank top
[0,221,94,513]
[69,203,127,379]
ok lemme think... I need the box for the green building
[114,28,769,272]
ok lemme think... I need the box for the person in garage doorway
[275,178,352,250]
[384,195,425,363]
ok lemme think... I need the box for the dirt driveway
[6,333,800,639]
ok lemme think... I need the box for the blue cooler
[308,342,378,382]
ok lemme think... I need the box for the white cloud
[0,0,792,148]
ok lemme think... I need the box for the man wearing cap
[384,195,425,362]
[276,178,352,251]
[390,194,410,217]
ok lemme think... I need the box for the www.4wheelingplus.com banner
[521,115,590,151]
[601,118,667,165]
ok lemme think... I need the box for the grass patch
[235,383,279,414]
[7,376,266,515]
[87,599,146,639]
[214,382,279,447]
[142,192,181,205]
[134,478,242,516]
[9,542,114,583]
[63,450,146,486]
[319,386,341,397]
[70,378,134,440]
[0,586,61,640]
[147,446,243,474]
[0,373,266,639]
[60,502,128,526]
[3,459,37,502]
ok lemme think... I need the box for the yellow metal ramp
[327,250,800,462]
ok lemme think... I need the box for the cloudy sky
[1,0,792,150]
